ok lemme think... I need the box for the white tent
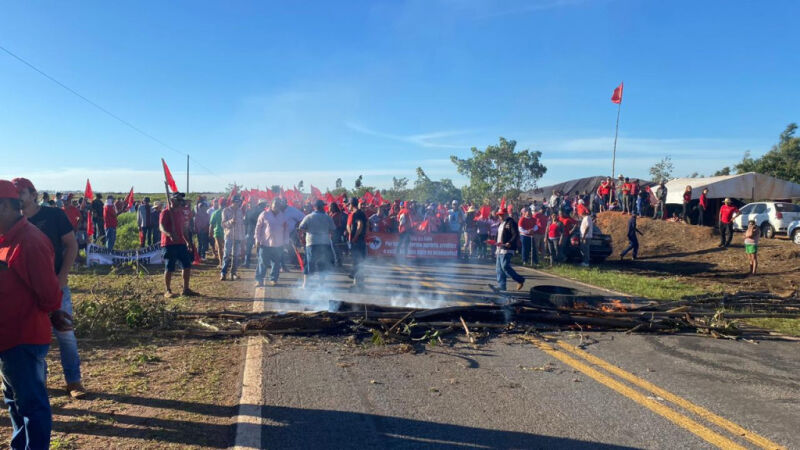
[665,172,800,204]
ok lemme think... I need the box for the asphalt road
[238,259,799,449]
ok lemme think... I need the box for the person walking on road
[193,199,210,260]
[347,197,368,290]
[744,219,760,275]
[243,199,264,268]
[221,195,245,281]
[579,209,594,267]
[620,214,643,260]
[299,200,336,288]
[255,199,288,287]
[160,192,198,298]
[15,177,86,399]
[719,198,740,248]
[0,179,64,450]
[490,208,525,292]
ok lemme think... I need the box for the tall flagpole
[611,99,621,178]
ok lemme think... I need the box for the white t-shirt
[496,222,510,255]
[580,215,593,239]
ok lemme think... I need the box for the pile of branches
[165,289,800,341]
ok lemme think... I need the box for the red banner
[366,232,459,259]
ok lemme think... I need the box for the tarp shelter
[524,175,655,202]
[665,172,800,204]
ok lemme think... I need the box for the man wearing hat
[221,194,245,281]
[718,198,741,248]
[490,207,525,292]
[160,192,197,297]
[14,177,85,399]
[0,179,63,448]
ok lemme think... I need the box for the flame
[599,299,628,312]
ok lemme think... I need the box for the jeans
[581,240,591,265]
[653,201,665,220]
[520,235,538,264]
[105,227,116,250]
[54,287,81,384]
[622,194,630,213]
[720,222,734,247]
[140,226,155,247]
[698,207,706,226]
[196,232,209,259]
[93,218,104,244]
[244,232,255,266]
[495,252,524,290]
[621,237,639,259]
[397,232,411,259]
[305,244,332,276]
[351,241,367,286]
[221,238,243,276]
[0,344,52,450]
[256,246,282,282]
[635,197,643,216]
[547,238,560,264]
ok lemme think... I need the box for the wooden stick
[459,316,474,344]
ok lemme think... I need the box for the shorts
[745,244,758,255]
[163,244,192,272]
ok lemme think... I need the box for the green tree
[354,175,363,189]
[335,178,343,189]
[713,167,731,176]
[648,156,674,183]
[450,137,546,202]
[733,124,800,183]
[385,176,410,201]
[410,167,462,204]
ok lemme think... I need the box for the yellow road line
[520,336,747,450]
[556,341,786,450]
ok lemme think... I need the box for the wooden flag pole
[611,100,621,179]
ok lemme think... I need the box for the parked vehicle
[562,224,613,263]
[732,201,800,239]
[788,220,800,245]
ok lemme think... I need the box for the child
[744,220,760,275]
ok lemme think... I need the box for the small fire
[600,299,628,312]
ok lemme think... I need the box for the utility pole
[186,154,190,193]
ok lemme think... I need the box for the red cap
[11,177,36,194]
[496,208,506,216]
[0,180,20,199]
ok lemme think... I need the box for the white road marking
[233,286,266,450]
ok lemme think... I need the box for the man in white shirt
[579,210,593,267]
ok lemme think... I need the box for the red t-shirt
[720,205,739,224]
[683,192,692,203]
[159,208,186,246]
[559,216,576,233]
[532,213,547,235]
[548,221,562,239]
[63,205,81,230]
[103,204,118,228]
[699,193,707,208]
[518,217,537,234]
[622,183,631,194]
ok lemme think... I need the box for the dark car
[562,224,613,263]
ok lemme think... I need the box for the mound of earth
[594,211,800,294]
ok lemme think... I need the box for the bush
[115,212,142,250]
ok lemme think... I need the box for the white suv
[733,202,800,238]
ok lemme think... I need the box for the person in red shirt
[621,178,632,214]
[698,188,709,226]
[0,179,62,449]
[518,207,538,265]
[682,186,692,223]
[531,206,547,260]
[718,198,741,248]
[102,195,118,250]
[546,213,563,264]
[62,194,81,231]
[159,193,198,297]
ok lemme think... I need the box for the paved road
[235,259,799,449]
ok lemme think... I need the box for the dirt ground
[0,259,256,449]
[596,212,800,294]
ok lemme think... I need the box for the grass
[741,318,800,337]
[540,264,720,301]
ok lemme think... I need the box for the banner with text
[86,243,163,266]
[366,232,459,259]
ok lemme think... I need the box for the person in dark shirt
[347,197,368,290]
[90,193,105,244]
[620,215,644,261]
[13,177,85,399]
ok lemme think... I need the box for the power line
[0,44,224,181]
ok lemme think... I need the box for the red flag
[373,191,383,206]
[124,187,135,210]
[478,205,492,220]
[611,82,624,104]
[311,185,323,201]
[84,179,94,237]
[228,185,238,205]
[325,192,335,204]
[161,158,178,192]
[499,197,506,211]
[362,191,373,205]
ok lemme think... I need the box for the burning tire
[529,285,605,309]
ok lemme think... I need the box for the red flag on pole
[373,191,383,206]
[228,184,238,205]
[124,187,135,210]
[84,179,94,237]
[311,185,323,201]
[161,158,178,192]
[611,82,624,104]
[499,197,506,211]
[325,192,335,204]
[362,191,373,205]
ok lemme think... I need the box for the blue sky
[1,0,797,193]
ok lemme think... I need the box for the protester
[14,177,85,399]
[615,175,626,210]
[90,193,105,244]
[137,197,154,247]
[489,208,525,292]
[464,206,478,258]
[579,209,593,267]
[328,202,346,266]
[698,188,708,226]
[518,207,538,265]
[255,199,288,287]
[638,183,650,217]
[0,179,63,450]
[396,201,413,260]
[194,199,211,260]
[298,200,337,288]
[546,212,563,265]
[103,195,118,250]
[744,219,760,275]
[653,181,667,220]
[474,211,490,260]
[531,206,547,261]
[220,195,245,281]
[243,198,262,268]
[682,185,692,223]
[719,198,740,248]
[209,199,225,268]
[159,192,197,297]
[151,201,162,244]
[39,191,50,207]
[282,199,306,270]
[620,214,643,261]
[629,179,640,216]
[347,197,368,289]
[62,195,81,231]
[621,177,632,214]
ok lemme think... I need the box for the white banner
[86,243,163,266]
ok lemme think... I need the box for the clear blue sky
[1,0,797,193]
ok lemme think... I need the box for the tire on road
[529,285,605,308]
[761,222,775,239]
[793,229,800,245]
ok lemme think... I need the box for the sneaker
[164,291,175,298]
[580,262,590,267]
[66,382,87,399]
[255,280,264,287]
[268,281,277,287]
[231,274,240,281]
[220,274,227,281]
[182,288,199,297]
[516,282,525,291]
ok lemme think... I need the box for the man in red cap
[14,177,86,399]
[490,207,525,293]
[0,179,63,449]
